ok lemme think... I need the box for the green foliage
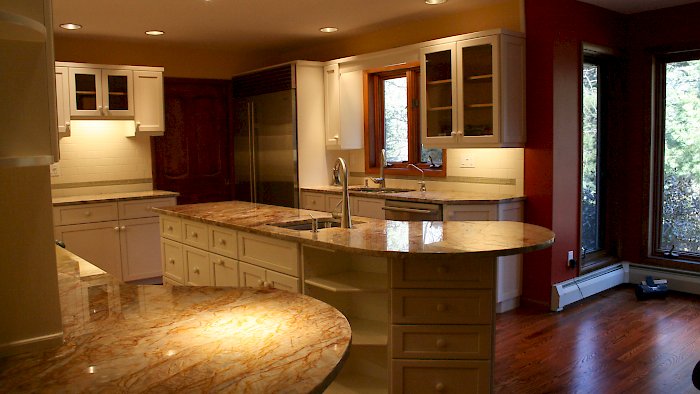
[581,64,600,252]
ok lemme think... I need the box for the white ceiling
[52,0,698,53]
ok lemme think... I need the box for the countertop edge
[52,190,179,206]
[300,186,526,204]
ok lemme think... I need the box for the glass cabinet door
[101,70,134,117]
[420,43,457,141]
[69,68,102,117]
[457,36,499,143]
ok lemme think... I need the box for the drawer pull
[435,338,446,349]
[218,259,225,265]
[167,225,173,231]
[114,226,120,231]
[191,232,198,239]
[84,211,92,217]
[219,238,226,246]
[435,382,445,392]
[256,279,264,287]
[193,267,200,274]
[436,303,447,312]
[168,258,175,264]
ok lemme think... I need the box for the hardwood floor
[495,286,700,393]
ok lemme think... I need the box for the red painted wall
[522,0,626,307]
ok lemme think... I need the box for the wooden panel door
[152,78,233,204]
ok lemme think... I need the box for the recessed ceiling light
[145,30,165,36]
[59,23,82,30]
[319,27,338,33]
[425,0,447,4]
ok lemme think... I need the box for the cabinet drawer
[161,239,184,284]
[391,255,494,289]
[301,192,327,212]
[392,289,492,324]
[238,232,299,276]
[184,246,211,286]
[266,270,300,294]
[160,215,182,241]
[182,219,208,249]
[239,261,266,288]
[391,325,491,360]
[210,253,239,287]
[391,359,490,394]
[53,202,118,225]
[119,197,176,219]
[209,225,238,259]
[443,204,497,221]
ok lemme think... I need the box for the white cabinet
[55,66,71,137]
[68,67,134,118]
[239,261,299,293]
[54,197,176,282]
[352,196,385,219]
[301,191,327,211]
[56,62,165,136]
[210,254,239,287]
[324,64,363,150]
[420,32,524,148]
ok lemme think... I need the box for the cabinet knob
[193,267,200,274]
[136,121,141,131]
[84,211,92,217]
[167,225,173,231]
[450,131,457,137]
[437,265,448,275]
[114,226,120,231]
[98,105,103,115]
[120,226,126,231]
[218,259,225,265]
[168,258,175,264]
[436,303,447,312]
[256,279,264,287]
[191,232,198,238]
[435,382,445,392]
[219,238,226,246]
[435,338,446,349]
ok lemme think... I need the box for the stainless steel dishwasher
[382,199,443,221]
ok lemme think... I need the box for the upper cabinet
[420,31,525,148]
[54,66,71,138]
[56,62,165,136]
[323,64,363,150]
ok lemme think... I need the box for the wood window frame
[363,62,446,177]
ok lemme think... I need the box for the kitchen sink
[268,218,364,231]
[350,187,414,193]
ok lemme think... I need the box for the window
[364,63,445,177]
[653,51,700,261]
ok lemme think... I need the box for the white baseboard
[0,331,63,357]
[551,261,700,311]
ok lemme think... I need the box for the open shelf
[305,271,387,293]
[0,10,46,43]
[325,369,387,394]
[467,74,493,81]
[426,79,452,85]
[427,106,452,112]
[348,316,387,346]
[466,103,494,108]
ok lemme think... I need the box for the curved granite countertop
[154,201,555,258]
[0,247,351,393]
[301,185,525,204]
[52,190,179,206]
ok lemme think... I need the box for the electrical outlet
[567,250,576,268]
[459,153,476,168]
[49,162,60,177]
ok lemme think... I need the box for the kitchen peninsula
[0,246,351,393]
[154,200,555,393]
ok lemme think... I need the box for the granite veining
[301,186,525,204]
[0,247,351,393]
[52,190,179,206]
[154,201,555,258]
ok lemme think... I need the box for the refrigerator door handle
[249,101,256,203]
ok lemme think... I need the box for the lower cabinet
[239,261,299,292]
[54,197,175,282]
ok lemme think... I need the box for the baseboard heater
[551,262,700,311]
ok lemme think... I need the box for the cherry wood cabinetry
[152,79,233,204]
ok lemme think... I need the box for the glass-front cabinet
[69,67,134,118]
[420,32,525,148]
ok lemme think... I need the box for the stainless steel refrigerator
[232,65,299,208]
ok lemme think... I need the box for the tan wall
[54,0,522,78]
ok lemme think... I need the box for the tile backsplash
[50,120,153,196]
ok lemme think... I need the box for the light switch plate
[50,162,60,177]
[460,154,476,168]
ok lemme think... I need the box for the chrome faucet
[333,157,352,229]
[370,148,386,189]
[408,163,427,192]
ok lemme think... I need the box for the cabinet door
[420,42,458,146]
[55,66,71,137]
[352,196,385,219]
[69,67,102,117]
[326,194,342,214]
[162,239,185,284]
[101,69,134,117]
[133,70,164,135]
[443,204,497,221]
[210,254,239,287]
[456,36,498,145]
[184,246,211,286]
[301,191,327,212]
[119,217,162,281]
[324,64,341,148]
[55,220,123,279]
[239,261,266,288]
[338,70,364,149]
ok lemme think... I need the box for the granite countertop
[154,201,555,258]
[301,185,525,204]
[0,247,351,393]
[52,190,179,206]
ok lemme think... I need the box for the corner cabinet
[420,31,525,148]
[55,62,166,136]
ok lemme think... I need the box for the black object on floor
[635,276,668,300]
[693,360,700,389]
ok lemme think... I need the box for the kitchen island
[0,246,351,393]
[154,200,555,393]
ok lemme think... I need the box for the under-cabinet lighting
[319,27,338,33]
[145,30,165,36]
[425,0,447,4]
[59,23,82,30]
